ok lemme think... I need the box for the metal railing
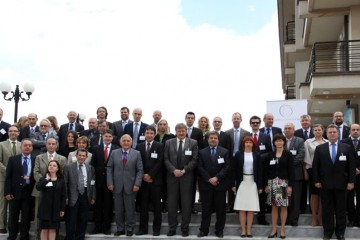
[305,40,360,82]
[286,21,295,42]
[285,85,296,100]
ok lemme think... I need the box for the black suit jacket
[254,132,272,157]
[294,128,314,141]
[90,144,119,188]
[204,131,231,151]
[188,127,204,150]
[233,151,263,190]
[0,121,11,142]
[18,125,40,141]
[135,141,164,185]
[123,121,149,146]
[341,137,360,169]
[260,126,282,137]
[4,154,35,200]
[312,141,356,190]
[79,129,99,142]
[154,133,175,144]
[198,146,230,191]
[58,123,84,147]
[89,135,119,152]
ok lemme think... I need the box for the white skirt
[233,175,260,211]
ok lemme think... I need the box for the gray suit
[31,131,58,156]
[164,137,198,233]
[286,136,305,223]
[226,128,251,157]
[112,120,133,139]
[106,148,143,232]
[0,140,21,230]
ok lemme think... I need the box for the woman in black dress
[58,130,78,157]
[36,160,66,240]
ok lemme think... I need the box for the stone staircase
[0,211,359,239]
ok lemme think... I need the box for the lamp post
[0,83,35,123]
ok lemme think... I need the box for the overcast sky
[0,0,283,131]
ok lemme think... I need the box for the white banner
[266,99,308,130]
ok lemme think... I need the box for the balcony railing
[286,21,295,43]
[285,85,296,100]
[305,40,360,83]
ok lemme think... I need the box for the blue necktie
[211,147,216,157]
[304,130,308,140]
[23,157,28,185]
[331,143,336,164]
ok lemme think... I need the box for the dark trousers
[167,175,193,232]
[7,185,33,240]
[347,178,360,223]
[288,180,301,222]
[258,191,268,219]
[65,191,90,240]
[199,188,226,233]
[139,182,162,232]
[94,185,113,231]
[321,188,347,237]
[300,179,309,213]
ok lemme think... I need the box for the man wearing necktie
[259,113,283,144]
[18,113,39,141]
[0,125,21,233]
[135,126,164,236]
[90,129,119,235]
[332,112,350,140]
[31,119,59,157]
[123,108,149,149]
[341,123,360,227]
[164,123,198,237]
[5,139,35,240]
[313,124,356,240]
[64,149,96,240]
[197,131,230,238]
[58,111,85,148]
[294,114,314,214]
[111,107,133,140]
[107,134,143,237]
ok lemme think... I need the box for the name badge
[139,135,145,141]
[290,150,297,155]
[270,159,276,165]
[90,180,95,185]
[46,181,53,187]
[217,157,224,164]
[0,129,6,135]
[185,150,192,156]
[357,151,360,156]
[339,155,347,161]
[151,153,158,158]
[259,144,266,150]
[72,156,77,162]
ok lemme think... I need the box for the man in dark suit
[294,114,314,214]
[197,131,230,238]
[112,106,133,139]
[79,117,99,142]
[64,149,96,240]
[204,116,231,150]
[341,123,360,227]
[259,113,283,143]
[31,119,59,157]
[185,111,203,214]
[284,123,305,226]
[164,123,198,237]
[18,113,39,141]
[107,134,143,237]
[313,124,356,240]
[96,106,113,129]
[135,126,164,236]
[249,115,272,225]
[0,108,11,142]
[225,112,251,213]
[58,111,85,147]
[90,129,119,235]
[123,108,149,149]
[4,139,35,240]
[89,120,118,151]
[333,112,350,140]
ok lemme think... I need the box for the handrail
[286,21,295,42]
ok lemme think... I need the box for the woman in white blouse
[304,124,327,226]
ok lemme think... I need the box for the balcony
[305,40,360,98]
[285,21,295,43]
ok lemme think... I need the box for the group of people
[0,107,358,240]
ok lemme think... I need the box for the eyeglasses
[40,125,49,127]
[251,122,260,125]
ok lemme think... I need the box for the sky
[0,0,283,131]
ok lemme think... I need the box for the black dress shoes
[153,231,160,236]
[197,231,208,237]
[347,221,354,227]
[167,230,176,236]
[114,231,125,236]
[0,229,7,234]
[336,235,345,240]
[182,231,189,237]
[126,230,133,236]
[135,230,148,235]
[89,227,101,235]
[191,208,198,214]
[215,231,224,238]
[323,235,331,240]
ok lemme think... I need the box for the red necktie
[254,133,258,145]
[104,145,108,163]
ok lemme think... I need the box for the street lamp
[0,83,35,123]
